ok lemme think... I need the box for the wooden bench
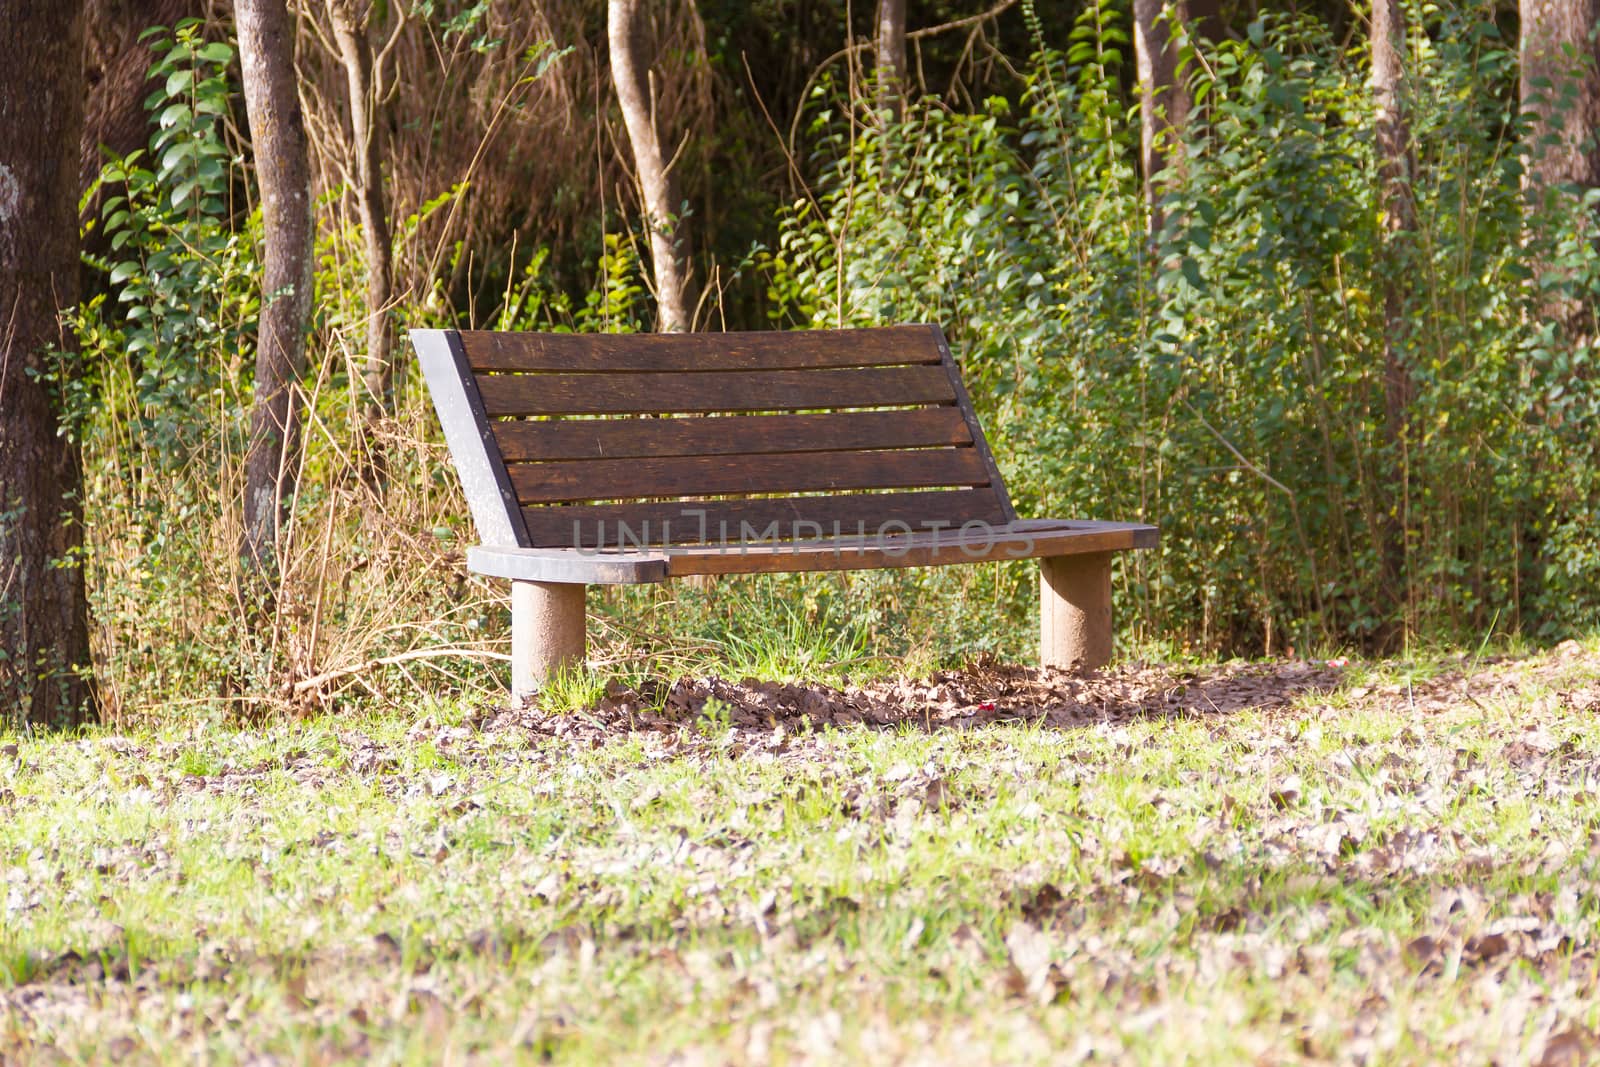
[411,325,1157,702]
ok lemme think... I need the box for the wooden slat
[492,409,973,462]
[508,447,989,504]
[666,521,1160,577]
[459,326,942,372]
[521,489,1010,547]
[475,365,956,416]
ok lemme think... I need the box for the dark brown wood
[665,521,1157,577]
[521,489,1011,547]
[460,326,943,372]
[931,326,1017,521]
[477,364,955,416]
[493,408,973,462]
[508,446,990,504]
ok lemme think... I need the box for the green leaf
[1182,255,1204,288]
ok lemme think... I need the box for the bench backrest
[412,325,1017,549]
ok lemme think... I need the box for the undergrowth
[770,1,1600,654]
[44,6,1600,727]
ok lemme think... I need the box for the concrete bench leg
[510,580,587,704]
[1040,553,1113,671]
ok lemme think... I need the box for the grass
[3,638,1600,1063]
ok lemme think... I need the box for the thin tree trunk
[236,0,314,576]
[608,0,693,333]
[327,0,394,425]
[1520,0,1600,333]
[1372,0,1415,426]
[0,1,98,727]
[876,0,908,119]
[1371,0,1415,633]
[1133,0,1192,232]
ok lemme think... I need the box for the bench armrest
[466,545,670,585]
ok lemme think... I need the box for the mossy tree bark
[236,0,315,582]
[0,0,98,727]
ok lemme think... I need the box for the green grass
[3,639,1600,1063]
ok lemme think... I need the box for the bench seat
[413,325,1158,702]
[466,519,1158,583]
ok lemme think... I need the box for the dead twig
[294,646,511,694]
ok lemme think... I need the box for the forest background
[3,0,1599,726]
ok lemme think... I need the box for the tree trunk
[1372,0,1415,425]
[0,1,98,727]
[1133,0,1192,232]
[81,0,204,195]
[875,0,908,120]
[81,0,206,306]
[1371,0,1415,633]
[326,0,395,425]
[608,0,694,333]
[236,0,315,576]
[1520,0,1600,332]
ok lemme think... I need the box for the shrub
[770,1,1600,653]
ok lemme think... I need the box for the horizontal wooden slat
[508,447,989,504]
[667,521,1161,577]
[492,409,973,462]
[459,326,942,372]
[521,489,1011,547]
[476,365,956,417]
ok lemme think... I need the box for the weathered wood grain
[508,447,989,504]
[520,489,1011,547]
[460,325,942,372]
[475,365,955,416]
[493,408,973,462]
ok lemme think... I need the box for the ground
[3,640,1600,1064]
